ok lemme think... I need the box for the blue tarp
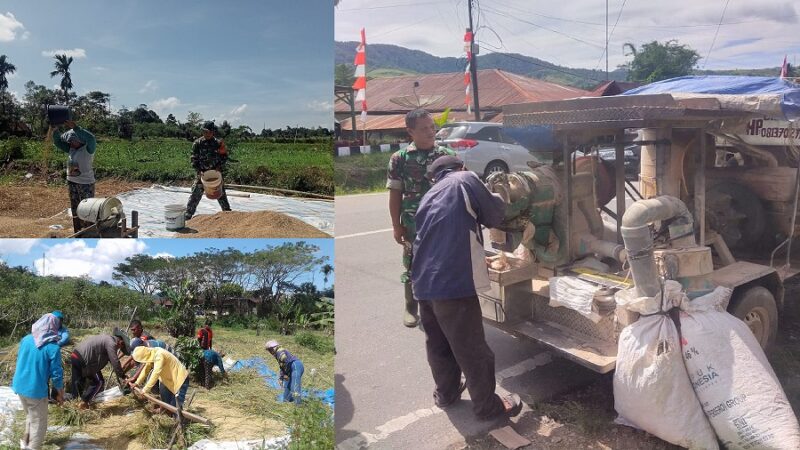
[231,357,334,408]
[622,75,800,121]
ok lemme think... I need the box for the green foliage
[335,151,392,194]
[288,397,334,450]
[624,40,700,83]
[294,331,334,354]
[0,137,25,164]
[174,336,205,380]
[309,299,334,329]
[163,287,197,339]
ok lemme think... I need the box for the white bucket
[201,170,223,199]
[164,204,186,230]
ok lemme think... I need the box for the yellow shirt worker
[130,346,190,409]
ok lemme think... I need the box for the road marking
[337,354,552,449]
[497,352,553,381]
[335,228,393,240]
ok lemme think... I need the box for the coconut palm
[320,264,334,289]
[0,55,17,114]
[50,54,74,103]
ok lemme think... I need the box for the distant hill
[335,41,785,90]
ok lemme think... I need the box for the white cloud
[139,79,158,94]
[0,12,26,42]
[151,96,181,112]
[153,252,174,259]
[307,100,333,112]
[34,240,148,282]
[41,48,87,59]
[230,104,248,115]
[0,239,39,255]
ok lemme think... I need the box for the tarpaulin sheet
[0,386,22,446]
[230,357,334,408]
[110,185,334,237]
[623,75,800,121]
[188,435,290,450]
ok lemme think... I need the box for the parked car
[435,122,545,177]
[596,145,641,178]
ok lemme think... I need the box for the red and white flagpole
[353,28,367,144]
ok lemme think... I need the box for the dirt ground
[0,178,150,238]
[178,210,331,238]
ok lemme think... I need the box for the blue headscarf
[31,313,60,348]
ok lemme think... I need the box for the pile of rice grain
[180,210,330,238]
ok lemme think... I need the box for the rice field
[14,138,334,195]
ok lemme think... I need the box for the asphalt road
[334,192,599,449]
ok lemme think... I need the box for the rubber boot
[403,282,419,327]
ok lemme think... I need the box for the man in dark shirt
[411,155,522,421]
[266,340,304,404]
[70,328,130,409]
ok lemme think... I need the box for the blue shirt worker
[203,349,225,374]
[49,119,97,233]
[265,340,304,404]
[51,310,70,347]
[411,155,523,421]
[12,313,64,450]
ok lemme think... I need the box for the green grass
[9,137,334,195]
[334,152,392,194]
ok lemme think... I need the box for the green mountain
[335,41,785,90]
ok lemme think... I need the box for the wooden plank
[130,385,212,425]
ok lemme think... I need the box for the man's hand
[393,224,407,245]
[64,120,76,129]
[55,389,64,406]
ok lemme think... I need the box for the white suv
[435,122,544,177]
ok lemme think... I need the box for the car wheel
[729,285,778,350]
[706,181,766,250]
[484,160,509,178]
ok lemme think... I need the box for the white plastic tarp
[188,435,290,450]
[106,185,334,237]
[0,386,22,446]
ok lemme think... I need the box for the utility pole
[605,0,609,80]
[467,0,480,121]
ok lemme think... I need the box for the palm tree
[320,264,334,289]
[0,55,17,115]
[50,54,74,103]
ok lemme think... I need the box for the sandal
[434,379,468,408]
[478,394,523,421]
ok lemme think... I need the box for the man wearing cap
[49,119,97,233]
[184,121,231,220]
[411,154,523,421]
[69,329,130,409]
[387,109,455,327]
[265,341,304,404]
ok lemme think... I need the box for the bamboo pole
[130,385,212,425]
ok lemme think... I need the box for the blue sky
[1,1,333,129]
[0,238,334,290]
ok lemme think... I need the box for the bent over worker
[128,346,190,411]
[70,329,129,409]
[265,340,303,404]
[411,155,522,421]
[12,314,64,450]
[184,121,231,220]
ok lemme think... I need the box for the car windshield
[436,125,469,140]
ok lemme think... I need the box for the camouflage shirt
[191,137,228,172]
[386,143,455,216]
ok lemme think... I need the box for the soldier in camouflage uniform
[387,109,455,327]
[184,121,232,220]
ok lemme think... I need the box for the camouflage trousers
[400,211,417,284]
[68,181,95,233]
[185,176,231,216]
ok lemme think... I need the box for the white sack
[680,286,800,450]
[614,281,719,449]
[549,276,602,323]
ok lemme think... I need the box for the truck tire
[706,181,765,250]
[728,286,778,350]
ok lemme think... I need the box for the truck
[479,86,799,373]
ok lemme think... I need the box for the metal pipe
[621,195,695,297]
[563,136,572,264]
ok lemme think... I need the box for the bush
[0,138,24,164]
[288,397,334,450]
[294,331,334,354]
[173,336,205,381]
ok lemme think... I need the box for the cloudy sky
[0,238,334,289]
[1,1,333,130]
[336,0,799,72]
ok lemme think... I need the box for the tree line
[0,53,332,141]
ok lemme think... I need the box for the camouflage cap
[201,121,217,132]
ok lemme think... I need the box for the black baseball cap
[426,155,464,180]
